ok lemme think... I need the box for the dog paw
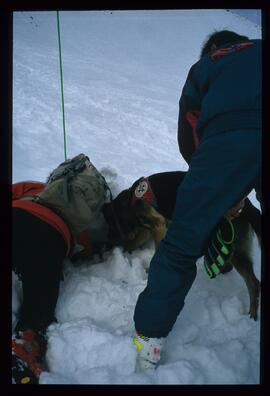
[249,311,257,321]
[249,299,259,321]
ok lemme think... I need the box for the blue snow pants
[134,129,261,338]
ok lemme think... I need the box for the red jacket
[12,181,93,259]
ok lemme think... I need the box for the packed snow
[12,9,261,384]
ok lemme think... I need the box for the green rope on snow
[56,11,67,160]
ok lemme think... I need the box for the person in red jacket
[12,181,94,384]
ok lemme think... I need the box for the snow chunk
[46,319,136,381]
[157,360,204,384]
[221,296,245,323]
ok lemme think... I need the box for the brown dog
[103,171,261,320]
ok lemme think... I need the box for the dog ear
[103,189,137,237]
[102,189,131,221]
[102,202,112,221]
[114,189,132,211]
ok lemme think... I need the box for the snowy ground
[12,9,262,384]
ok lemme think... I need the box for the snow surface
[12,10,261,384]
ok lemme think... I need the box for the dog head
[102,188,138,246]
[102,188,152,249]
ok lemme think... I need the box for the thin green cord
[56,11,67,160]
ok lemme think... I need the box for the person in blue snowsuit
[133,30,262,370]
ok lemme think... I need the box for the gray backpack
[34,153,110,235]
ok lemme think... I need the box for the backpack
[33,153,110,236]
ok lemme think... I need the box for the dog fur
[103,171,261,320]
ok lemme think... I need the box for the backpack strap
[13,199,71,256]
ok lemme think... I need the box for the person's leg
[134,129,261,338]
[12,208,67,383]
[12,208,66,332]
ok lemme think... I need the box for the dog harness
[131,177,158,207]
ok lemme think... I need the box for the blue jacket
[178,39,262,163]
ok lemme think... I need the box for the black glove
[203,217,235,279]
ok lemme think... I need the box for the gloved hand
[203,217,235,279]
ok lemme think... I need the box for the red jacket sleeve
[72,229,93,261]
[178,105,196,164]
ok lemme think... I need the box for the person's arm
[177,66,201,164]
[12,181,45,200]
[71,229,94,262]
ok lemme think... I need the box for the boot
[12,328,47,384]
[133,331,164,371]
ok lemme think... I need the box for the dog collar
[131,177,157,207]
